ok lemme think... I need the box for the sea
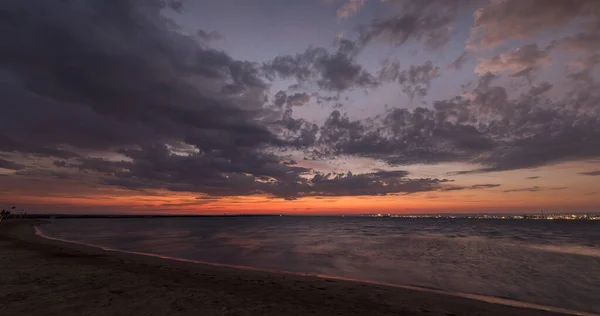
[37,216,600,314]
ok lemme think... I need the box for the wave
[526,244,600,258]
[413,232,600,258]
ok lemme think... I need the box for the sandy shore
[0,220,583,316]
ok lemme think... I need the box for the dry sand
[0,220,583,316]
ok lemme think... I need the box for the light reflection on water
[39,217,600,314]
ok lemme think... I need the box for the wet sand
[0,220,582,316]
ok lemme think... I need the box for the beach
[0,220,582,316]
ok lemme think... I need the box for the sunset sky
[1,0,600,214]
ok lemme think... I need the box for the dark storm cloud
[471,112,600,173]
[49,171,76,180]
[11,167,80,181]
[3,0,600,201]
[77,158,131,174]
[270,0,600,174]
[0,158,25,170]
[1,0,274,155]
[91,144,453,198]
[196,29,224,42]
[312,72,600,173]
[109,143,312,196]
[52,161,69,168]
[313,103,494,166]
[263,40,378,92]
[268,170,453,199]
[528,82,553,96]
[0,0,333,199]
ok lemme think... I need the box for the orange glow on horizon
[2,161,599,214]
[4,188,600,215]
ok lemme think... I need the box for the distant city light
[368,213,600,221]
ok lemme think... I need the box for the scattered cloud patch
[580,170,600,176]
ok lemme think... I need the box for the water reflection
[40,217,600,313]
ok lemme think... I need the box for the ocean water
[38,217,600,314]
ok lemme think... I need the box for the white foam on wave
[33,225,598,316]
[526,244,600,258]
[412,232,600,258]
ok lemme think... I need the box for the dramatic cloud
[196,29,224,42]
[0,0,453,203]
[378,60,441,99]
[61,145,454,198]
[0,158,25,170]
[2,0,600,207]
[469,0,600,49]
[280,170,453,198]
[528,82,553,96]
[0,0,325,199]
[271,91,312,109]
[1,0,274,155]
[311,71,600,173]
[91,144,312,197]
[397,62,440,99]
[358,0,473,50]
[263,40,378,92]
[551,32,600,54]
[475,44,552,79]
[314,104,494,166]
[312,92,342,105]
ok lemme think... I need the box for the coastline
[0,220,593,316]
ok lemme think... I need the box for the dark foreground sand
[0,220,585,316]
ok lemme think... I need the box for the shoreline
[32,223,596,316]
[1,220,595,316]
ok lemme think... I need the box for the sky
[1,0,600,214]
